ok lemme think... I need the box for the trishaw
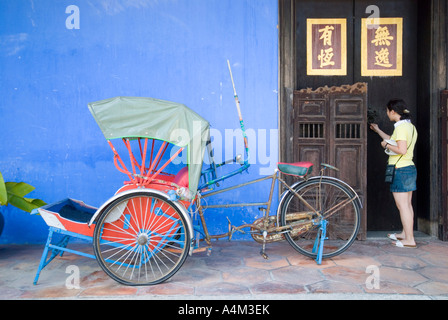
[33,64,362,286]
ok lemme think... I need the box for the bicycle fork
[313,219,328,265]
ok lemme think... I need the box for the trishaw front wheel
[93,191,190,286]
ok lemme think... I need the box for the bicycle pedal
[260,250,269,260]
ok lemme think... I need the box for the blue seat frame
[33,226,95,285]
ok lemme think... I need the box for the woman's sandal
[387,233,403,241]
[394,240,417,248]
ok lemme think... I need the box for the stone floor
[1,235,448,300]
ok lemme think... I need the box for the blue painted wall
[0,0,278,244]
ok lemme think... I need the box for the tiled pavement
[1,235,448,300]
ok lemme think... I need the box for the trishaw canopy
[88,96,210,194]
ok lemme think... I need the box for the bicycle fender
[88,189,194,242]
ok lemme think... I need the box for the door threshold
[366,231,433,240]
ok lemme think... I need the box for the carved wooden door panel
[293,83,367,239]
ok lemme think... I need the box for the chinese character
[318,48,335,68]
[371,26,394,46]
[374,48,393,68]
[319,25,335,46]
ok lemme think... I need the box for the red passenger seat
[174,167,189,188]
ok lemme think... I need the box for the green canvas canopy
[88,96,210,194]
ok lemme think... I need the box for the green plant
[0,171,46,213]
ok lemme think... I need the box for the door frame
[441,90,448,240]
[278,0,297,169]
[427,0,447,239]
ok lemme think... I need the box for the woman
[370,99,418,248]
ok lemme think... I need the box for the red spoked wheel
[93,191,190,286]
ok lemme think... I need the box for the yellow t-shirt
[388,121,417,168]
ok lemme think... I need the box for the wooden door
[293,83,367,239]
[292,0,421,232]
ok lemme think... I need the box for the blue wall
[0,0,278,244]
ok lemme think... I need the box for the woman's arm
[370,123,391,141]
[381,140,407,155]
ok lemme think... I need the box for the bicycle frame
[195,167,361,249]
[196,170,317,244]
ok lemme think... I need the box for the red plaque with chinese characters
[361,18,403,76]
[307,19,347,76]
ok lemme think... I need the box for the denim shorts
[390,165,417,193]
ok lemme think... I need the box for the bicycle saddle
[277,161,313,177]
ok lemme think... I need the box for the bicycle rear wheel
[93,191,190,286]
[280,177,360,259]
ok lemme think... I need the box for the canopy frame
[88,96,211,194]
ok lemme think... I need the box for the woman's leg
[392,191,416,246]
